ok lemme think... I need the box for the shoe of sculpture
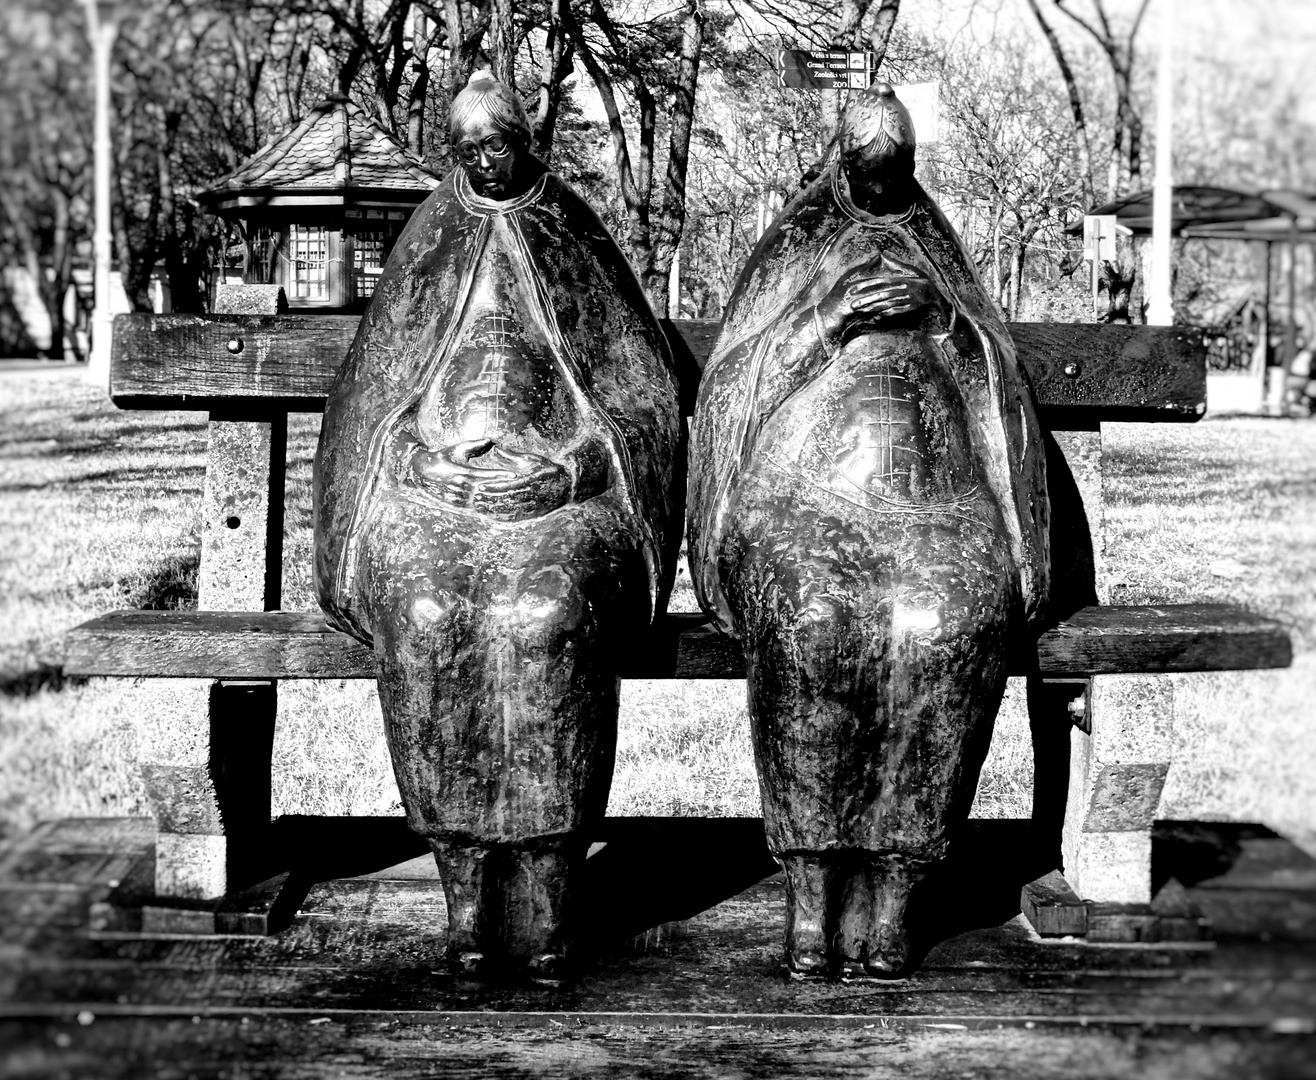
[313,72,682,978]
[688,83,1050,978]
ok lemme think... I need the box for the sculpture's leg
[498,836,584,977]
[429,835,581,976]
[735,513,1014,978]
[363,503,640,975]
[429,839,494,972]
[780,854,830,975]
[835,854,921,977]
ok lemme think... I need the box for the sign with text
[776,49,873,90]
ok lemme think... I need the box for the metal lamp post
[83,0,120,386]
[1146,0,1175,326]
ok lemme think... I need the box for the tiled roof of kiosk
[201,96,440,198]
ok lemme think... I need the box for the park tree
[560,0,709,314]
[681,66,827,317]
[1022,0,1153,321]
[929,24,1087,320]
[0,1,92,358]
[110,1,254,312]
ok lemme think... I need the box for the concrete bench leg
[139,404,286,902]
[137,680,224,899]
[1062,673,1174,903]
[137,681,277,899]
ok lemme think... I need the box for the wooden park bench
[62,303,1292,941]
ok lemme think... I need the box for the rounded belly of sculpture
[418,310,572,444]
[404,303,586,522]
[774,333,980,508]
[439,339,559,440]
[826,360,929,500]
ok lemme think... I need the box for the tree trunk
[443,0,491,104]
[1049,0,1150,200]
[1103,257,1136,324]
[489,0,515,86]
[111,115,157,315]
[1009,221,1040,320]
[1024,0,1094,206]
[46,198,73,360]
[0,184,69,359]
[991,206,1003,307]
[869,0,901,67]
[159,108,200,313]
[407,10,430,153]
[646,0,704,312]
[532,0,574,159]
[563,0,649,263]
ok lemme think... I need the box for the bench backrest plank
[110,315,1207,428]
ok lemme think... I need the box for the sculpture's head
[449,70,540,199]
[838,82,916,191]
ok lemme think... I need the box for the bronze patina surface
[313,72,682,978]
[688,83,1051,979]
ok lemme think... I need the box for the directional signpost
[776,49,873,90]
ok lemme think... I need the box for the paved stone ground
[1,817,1314,1078]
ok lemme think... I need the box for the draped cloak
[689,166,1050,636]
[314,167,682,641]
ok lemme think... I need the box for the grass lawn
[1,368,1313,854]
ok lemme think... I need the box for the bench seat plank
[62,604,1290,681]
[110,315,1206,425]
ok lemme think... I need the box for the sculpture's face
[455,117,528,200]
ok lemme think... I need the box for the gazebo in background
[1070,186,1316,412]
[198,96,441,313]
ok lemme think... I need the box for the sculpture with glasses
[314,72,682,979]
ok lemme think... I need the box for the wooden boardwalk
[2,817,1314,1078]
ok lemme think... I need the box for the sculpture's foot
[499,839,578,976]
[781,854,830,976]
[428,839,495,975]
[429,835,581,979]
[836,857,917,979]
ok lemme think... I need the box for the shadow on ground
[235,814,1061,962]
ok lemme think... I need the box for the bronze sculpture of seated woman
[313,71,682,979]
[688,83,1050,978]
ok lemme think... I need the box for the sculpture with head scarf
[688,82,1050,979]
[313,71,682,979]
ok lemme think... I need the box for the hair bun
[450,70,532,144]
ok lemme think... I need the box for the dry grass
[1102,419,1316,855]
[0,373,207,835]
[0,371,1311,852]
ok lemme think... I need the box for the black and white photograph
[1,0,1314,1075]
